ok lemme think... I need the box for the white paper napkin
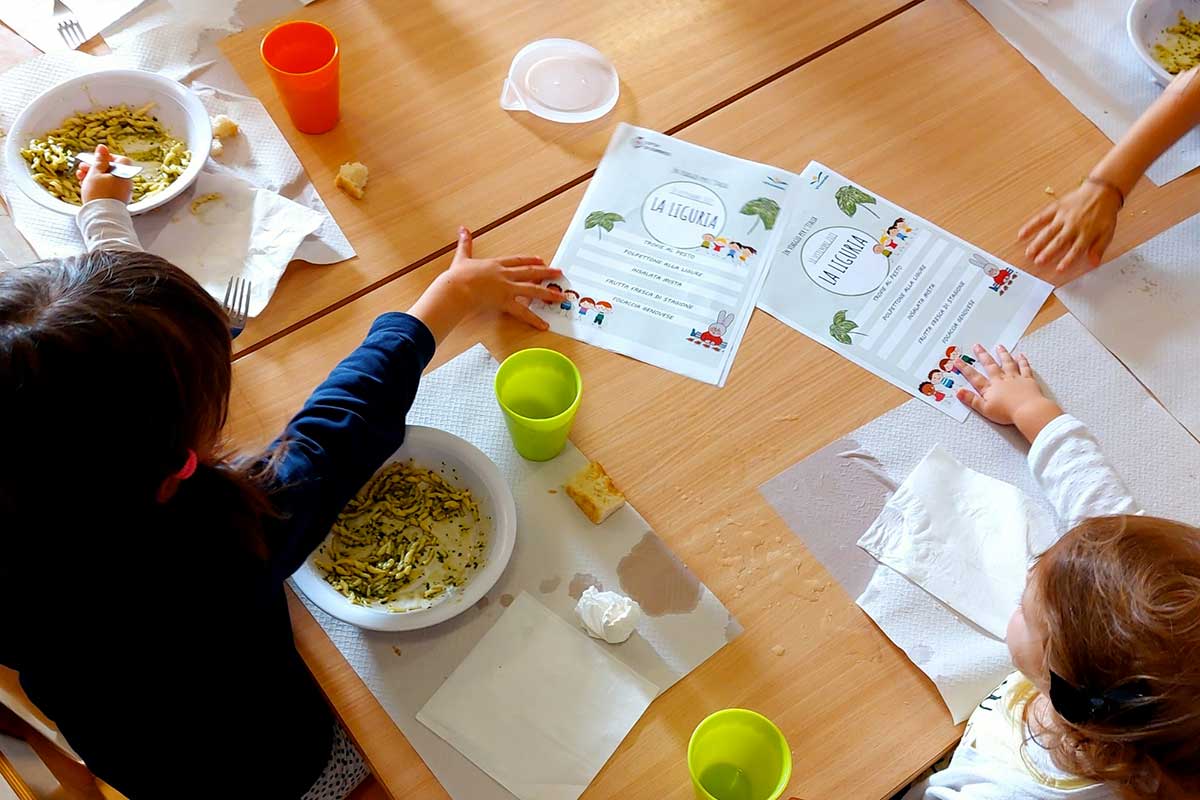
[1,0,146,52]
[857,445,1042,639]
[857,568,1014,724]
[968,0,1200,185]
[136,171,322,315]
[417,592,659,800]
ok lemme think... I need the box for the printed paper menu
[759,163,1053,421]
[535,124,795,386]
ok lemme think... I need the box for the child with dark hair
[905,344,1200,800]
[0,147,564,799]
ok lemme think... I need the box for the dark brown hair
[1031,515,1200,798]
[0,251,272,563]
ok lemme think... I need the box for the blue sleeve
[262,312,436,581]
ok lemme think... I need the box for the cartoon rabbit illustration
[699,310,734,347]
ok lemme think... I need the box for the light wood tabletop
[225,2,1200,798]
[217,0,917,353]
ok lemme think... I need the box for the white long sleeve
[75,199,142,253]
[1026,414,1140,530]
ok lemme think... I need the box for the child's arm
[259,227,563,579]
[74,144,143,253]
[956,344,1139,529]
[1019,67,1200,276]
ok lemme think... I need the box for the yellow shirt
[962,671,1098,792]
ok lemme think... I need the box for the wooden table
[225,2,1200,798]
[218,0,916,353]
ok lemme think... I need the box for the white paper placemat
[417,592,659,800]
[1057,213,1200,440]
[293,344,740,800]
[761,314,1200,720]
[968,0,1200,185]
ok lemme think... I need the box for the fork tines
[57,18,87,48]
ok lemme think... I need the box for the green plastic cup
[494,348,582,461]
[687,709,792,800]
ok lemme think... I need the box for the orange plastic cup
[260,20,340,134]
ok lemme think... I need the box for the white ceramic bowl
[292,426,518,632]
[4,69,211,216]
[1128,0,1200,87]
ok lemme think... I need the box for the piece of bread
[335,161,369,200]
[211,114,239,139]
[565,462,626,525]
[210,137,224,157]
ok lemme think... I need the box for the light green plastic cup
[494,348,582,462]
[687,709,792,800]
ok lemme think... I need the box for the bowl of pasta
[292,426,519,632]
[4,69,210,216]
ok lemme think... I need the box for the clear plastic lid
[500,38,619,124]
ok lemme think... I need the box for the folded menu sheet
[417,592,659,800]
[758,163,1054,421]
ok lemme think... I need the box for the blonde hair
[1030,515,1200,798]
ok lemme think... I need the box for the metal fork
[53,0,86,48]
[221,276,252,339]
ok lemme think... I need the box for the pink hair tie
[175,449,198,480]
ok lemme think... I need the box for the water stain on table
[617,532,701,616]
[499,593,514,607]
[475,596,490,610]
[538,576,562,594]
[568,572,604,599]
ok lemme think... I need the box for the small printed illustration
[873,217,915,260]
[686,310,735,352]
[942,345,976,373]
[828,309,867,345]
[809,170,829,190]
[558,289,580,317]
[698,235,759,265]
[711,236,728,254]
[834,185,880,219]
[584,210,625,240]
[969,253,1018,295]
[763,175,789,190]
[578,297,596,318]
[927,367,956,392]
[918,381,947,403]
[593,300,612,327]
[739,197,780,234]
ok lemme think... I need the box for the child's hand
[1017,181,1122,275]
[76,144,134,205]
[956,344,1062,443]
[409,226,564,343]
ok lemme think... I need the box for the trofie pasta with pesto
[315,461,490,612]
[19,103,191,205]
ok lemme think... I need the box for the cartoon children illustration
[701,233,715,249]
[938,357,960,376]
[559,289,579,317]
[578,297,596,318]
[726,242,742,261]
[928,368,955,391]
[891,218,911,240]
[969,254,1017,294]
[945,345,976,367]
[593,300,611,326]
[700,311,734,348]
[918,381,946,402]
[873,242,893,258]
[739,244,757,262]
[544,283,563,310]
[879,232,900,251]
[712,237,728,253]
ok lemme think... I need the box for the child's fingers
[1088,227,1114,268]
[957,361,991,393]
[76,163,89,181]
[506,299,549,331]
[93,144,112,171]
[1055,237,1086,274]
[957,387,985,414]
[1034,228,1072,267]
[1025,218,1062,260]
[112,155,133,166]
[497,255,545,268]
[973,343,1001,377]
[996,344,1018,374]
[1016,353,1033,378]
[454,226,474,260]
[524,283,566,303]
[1017,203,1057,241]
[504,266,560,282]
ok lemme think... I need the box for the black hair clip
[1049,670,1153,726]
